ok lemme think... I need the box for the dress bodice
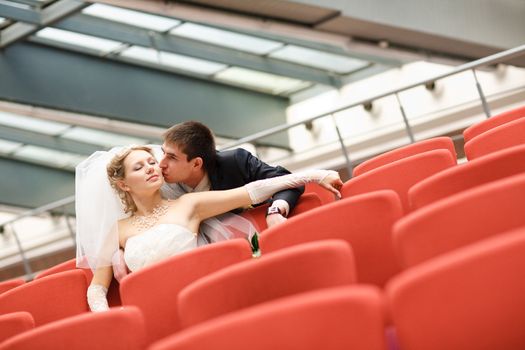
[124,224,198,272]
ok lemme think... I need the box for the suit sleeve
[233,148,304,214]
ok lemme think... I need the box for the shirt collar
[179,174,211,193]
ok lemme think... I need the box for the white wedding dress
[123,223,198,272]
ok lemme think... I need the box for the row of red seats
[0,104,523,348]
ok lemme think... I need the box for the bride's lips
[146,174,159,182]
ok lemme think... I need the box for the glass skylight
[0,111,71,135]
[215,67,310,95]
[82,4,181,32]
[270,45,369,74]
[35,28,125,54]
[170,23,284,55]
[13,145,86,169]
[0,139,22,154]
[120,46,228,75]
[60,127,149,148]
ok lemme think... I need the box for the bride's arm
[182,170,342,224]
[87,266,113,312]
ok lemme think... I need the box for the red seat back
[0,279,25,295]
[152,286,387,350]
[342,149,456,213]
[260,190,403,287]
[395,173,525,268]
[120,239,252,344]
[0,307,146,350]
[387,227,525,350]
[464,116,525,160]
[463,104,525,143]
[353,137,456,177]
[178,240,356,328]
[0,312,34,343]
[409,144,525,210]
[0,270,88,326]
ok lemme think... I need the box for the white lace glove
[87,284,109,312]
[245,169,342,205]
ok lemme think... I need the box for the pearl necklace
[131,202,169,232]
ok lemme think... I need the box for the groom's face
[159,142,195,184]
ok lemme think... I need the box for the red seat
[178,240,356,328]
[395,173,525,268]
[35,257,121,307]
[0,307,146,350]
[120,239,253,344]
[463,104,525,143]
[304,182,337,205]
[0,270,88,326]
[409,144,525,210]
[259,190,403,287]
[342,149,456,213]
[387,226,525,350]
[464,116,525,160]
[151,286,387,350]
[240,193,322,232]
[0,279,25,295]
[0,312,34,343]
[353,137,456,177]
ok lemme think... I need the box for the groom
[159,121,304,228]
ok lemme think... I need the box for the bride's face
[121,150,164,193]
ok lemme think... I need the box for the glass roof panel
[35,28,124,53]
[0,111,71,135]
[13,145,86,169]
[120,46,228,75]
[0,139,23,154]
[82,4,181,32]
[170,23,284,55]
[215,67,310,95]
[269,45,369,74]
[61,127,149,148]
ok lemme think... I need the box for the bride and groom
[75,121,343,312]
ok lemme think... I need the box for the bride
[76,145,342,312]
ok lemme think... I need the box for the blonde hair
[107,145,155,214]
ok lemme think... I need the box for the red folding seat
[120,239,253,344]
[178,240,357,328]
[0,270,88,326]
[0,279,24,295]
[342,149,456,213]
[464,116,525,160]
[259,190,403,287]
[151,286,386,350]
[34,257,121,307]
[395,173,525,268]
[387,226,525,350]
[409,144,525,210]
[304,182,337,205]
[0,307,145,350]
[241,193,322,232]
[0,312,34,343]
[353,137,456,177]
[463,104,525,143]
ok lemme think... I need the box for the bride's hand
[319,171,343,199]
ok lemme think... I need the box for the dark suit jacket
[208,148,304,214]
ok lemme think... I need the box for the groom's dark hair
[163,121,216,173]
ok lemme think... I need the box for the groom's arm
[233,148,304,216]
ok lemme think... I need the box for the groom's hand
[266,213,287,228]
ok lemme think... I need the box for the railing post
[330,115,353,177]
[9,223,33,278]
[472,69,491,119]
[395,93,415,143]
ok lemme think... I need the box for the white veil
[75,145,257,272]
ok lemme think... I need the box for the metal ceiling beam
[52,14,343,87]
[0,0,88,48]
[0,42,290,147]
[0,157,74,208]
[0,125,104,155]
[0,2,41,23]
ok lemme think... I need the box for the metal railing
[2,43,525,279]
